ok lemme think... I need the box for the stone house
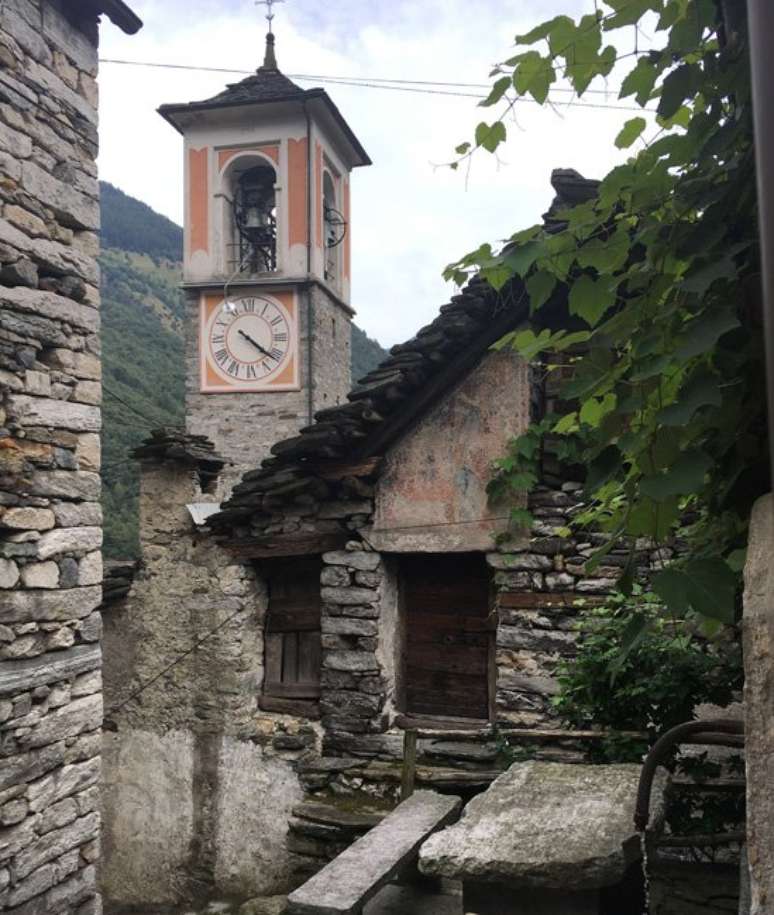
[0,1,140,913]
[99,140,674,908]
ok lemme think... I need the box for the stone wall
[185,282,351,495]
[100,456,306,909]
[0,2,106,911]
[491,482,674,728]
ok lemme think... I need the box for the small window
[400,554,493,722]
[263,559,322,701]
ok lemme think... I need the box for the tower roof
[158,34,371,168]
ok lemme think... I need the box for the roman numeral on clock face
[274,332,288,342]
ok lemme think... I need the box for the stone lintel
[0,644,101,696]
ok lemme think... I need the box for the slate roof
[132,427,225,480]
[208,169,599,534]
[158,35,371,167]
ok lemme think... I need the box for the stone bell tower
[158,28,371,492]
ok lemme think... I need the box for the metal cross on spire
[256,0,284,33]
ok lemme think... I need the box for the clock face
[200,292,298,392]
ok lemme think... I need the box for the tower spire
[256,0,284,70]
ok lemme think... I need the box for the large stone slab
[419,761,667,890]
[287,790,462,915]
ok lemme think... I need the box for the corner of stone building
[101,442,314,908]
[742,492,774,915]
[0,1,110,911]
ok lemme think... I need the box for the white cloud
[98,0,654,346]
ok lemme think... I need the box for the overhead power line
[100,57,622,96]
[98,58,655,112]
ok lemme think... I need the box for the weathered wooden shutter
[402,554,493,721]
[264,559,322,699]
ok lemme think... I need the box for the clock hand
[238,329,273,359]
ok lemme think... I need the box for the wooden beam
[400,729,418,801]
[225,533,347,559]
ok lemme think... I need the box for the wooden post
[400,729,417,801]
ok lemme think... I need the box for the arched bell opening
[223,155,278,275]
[323,168,346,289]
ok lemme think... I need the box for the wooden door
[401,554,493,721]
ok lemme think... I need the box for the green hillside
[99,184,387,558]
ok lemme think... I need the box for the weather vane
[256,0,284,32]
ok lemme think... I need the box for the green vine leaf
[657,63,699,119]
[474,121,507,153]
[653,559,737,623]
[640,450,712,501]
[619,57,659,106]
[658,369,722,426]
[568,275,616,327]
[615,116,648,149]
[513,50,555,104]
[479,76,511,108]
[526,270,556,311]
[674,308,740,359]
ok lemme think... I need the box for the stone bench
[286,790,462,915]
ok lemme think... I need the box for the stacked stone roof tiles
[130,426,225,472]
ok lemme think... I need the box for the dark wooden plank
[226,533,347,558]
[409,625,491,648]
[265,632,283,686]
[407,694,487,720]
[405,674,489,716]
[394,714,490,732]
[267,606,321,633]
[400,730,417,802]
[282,631,299,683]
[298,631,322,684]
[405,676,488,708]
[406,599,490,617]
[406,644,489,676]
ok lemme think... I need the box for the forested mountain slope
[99,183,386,557]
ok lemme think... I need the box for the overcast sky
[98,0,652,346]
